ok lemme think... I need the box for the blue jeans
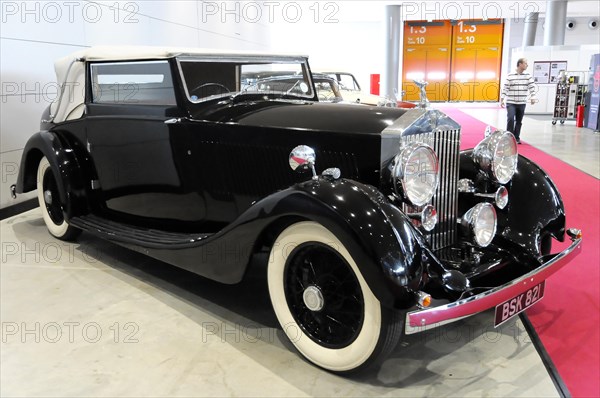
[506,103,526,140]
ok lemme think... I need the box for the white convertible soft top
[51,46,308,123]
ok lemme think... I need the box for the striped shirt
[501,72,537,104]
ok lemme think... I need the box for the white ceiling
[334,1,600,22]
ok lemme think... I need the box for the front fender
[16,131,88,218]
[139,176,424,309]
[242,177,425,308]
[460,151,566,257]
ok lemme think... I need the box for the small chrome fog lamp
[473,130,518,184]
[460,203,497,247]
[408,204,438,231]
[494,186,509,209]
[420,205,438,231]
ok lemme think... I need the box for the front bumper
[405,236,582,334]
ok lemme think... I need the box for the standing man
[500,58,538,144]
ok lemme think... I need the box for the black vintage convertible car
[13,46,582,374]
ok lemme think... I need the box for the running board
[69,214,212,249]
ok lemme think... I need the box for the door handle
[164,118,182,124]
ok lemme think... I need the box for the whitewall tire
[268,221,402,373]
[36,157,80,241]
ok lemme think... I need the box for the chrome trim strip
[428,128,459,249]
[405,237,582,334]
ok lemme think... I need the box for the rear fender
[16,131,88,218]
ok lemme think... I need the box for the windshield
[178,56,315,103]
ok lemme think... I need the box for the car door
[85,60,206,228]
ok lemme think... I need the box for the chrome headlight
[393,143,439,206]
[473,130,518,184]
[461,203,497,247]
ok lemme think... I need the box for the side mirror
[289,145,317,179]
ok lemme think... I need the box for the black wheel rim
[284,243,364,348]
[43,168,64,225]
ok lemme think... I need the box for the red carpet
[441,107,600,398]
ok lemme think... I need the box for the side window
[339,74,360,91]
[90,61,176,105]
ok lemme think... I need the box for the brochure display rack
[552,73,587,125]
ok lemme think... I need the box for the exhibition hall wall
[1,1,599,210]
[267,2,600,106]
[1,0,272,209]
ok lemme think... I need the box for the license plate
[494,281,545,327]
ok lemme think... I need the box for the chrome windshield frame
[175,55,316,104]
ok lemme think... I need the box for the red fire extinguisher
[370,74,380,95]
[576,105,585,127]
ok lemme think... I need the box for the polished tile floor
[1,106,597,397]
[0,211,560,397]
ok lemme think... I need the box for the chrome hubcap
[44,190,52,205]
[302,285,324,312]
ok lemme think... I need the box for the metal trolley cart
[552,72,587,125]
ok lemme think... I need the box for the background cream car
[321,71,397,107]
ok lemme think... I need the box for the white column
[543,0,568,46]
[523,12,539,46]
[382,5,401,100]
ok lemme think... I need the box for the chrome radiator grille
[401,128,461,250]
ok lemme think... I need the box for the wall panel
[402,21,452,102]
[449,19,504,102]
